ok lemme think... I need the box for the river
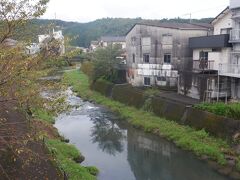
[54,88,229,180]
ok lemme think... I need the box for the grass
[46,139,98,180]
[195,102,240,120]
[63,70,236,166]
[32,108,55,124]
[32,102,99,179]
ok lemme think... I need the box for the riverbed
[54,89,229,180]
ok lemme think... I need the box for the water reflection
[90,113,126,156]
[54,89,229,180]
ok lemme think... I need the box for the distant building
[126,22,211,87]
[38,30,65,55]
[2,38,18,48]
[99,36,126,49]
[89,36,126,52]
[25,43,40,55]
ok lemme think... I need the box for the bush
[81,61,94,78]
[195,102,240,120]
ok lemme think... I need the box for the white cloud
[41,0,230,22]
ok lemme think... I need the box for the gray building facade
[126,22,211,87]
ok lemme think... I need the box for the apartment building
[125,22,211,87]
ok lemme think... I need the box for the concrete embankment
[91,80,240,140]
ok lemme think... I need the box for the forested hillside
[27,17,213,47]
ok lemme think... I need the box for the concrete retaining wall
[91,80,240,139]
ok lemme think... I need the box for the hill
[28,17,213,48]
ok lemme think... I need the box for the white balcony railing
[137,64,178,77]
[230,29,240,42]
[219,63,240,78]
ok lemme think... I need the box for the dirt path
[0,100,63,180]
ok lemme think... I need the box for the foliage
[91,45,122,82]
[46,139,97,180]
[32,108,55,124]
[26,17,213,47]
[63,70,236,167]
[81,61,94,78]
[195,102,240,120]
[144,88,160,97]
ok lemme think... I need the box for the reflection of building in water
[127,129,227,180]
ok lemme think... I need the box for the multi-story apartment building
[125,22,211,87]
[179,1,240,101]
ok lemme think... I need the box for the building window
[144,77,151,86]
[199,51,208,60]
[143,54,150,63]
[133,54,135,63]
[220,28,232,35]
[164,54,171,64]
[157,77,166,81]
[141,37,151,46]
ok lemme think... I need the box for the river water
[54,89,229,180]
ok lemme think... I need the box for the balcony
[193,60,215,71]
[230,29,240,42]
[189,34,231,49]
[137,64,178,77]
[219,63,240,78]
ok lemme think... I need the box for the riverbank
[63,69,240,179]
[33,101,99,180]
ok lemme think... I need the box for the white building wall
[213,11,232,35]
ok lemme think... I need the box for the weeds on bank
[46,139,98,180]
[63,70,231,166]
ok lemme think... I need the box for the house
[25,43,40,55]
[38,30,65,55]
[222,0,240,99]
[178,7,233,101]
[99,36,126,49]
[179,1,240,101]
[2,38,18,48]
[89,41,99,51]
[125,22,211,87]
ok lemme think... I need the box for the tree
[92,45,122,82]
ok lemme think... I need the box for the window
[157,77,166,81]
[144,77,151,86]
[132,54,135,63]
[143,54,150,63]
[141,37,151,46]
[220,28,232,35]
[164,54,171,64]
[199,51,208,60]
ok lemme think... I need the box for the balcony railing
[230,29,240,42]
[193,60,215,70]
[219,63,240,78]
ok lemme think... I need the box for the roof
[2,38,18,47]
[211,7,230,25]
[100,36,126,42]
[126,21,212,35]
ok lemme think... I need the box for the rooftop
[100,36,126,42]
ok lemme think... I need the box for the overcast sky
[42,0,230,23]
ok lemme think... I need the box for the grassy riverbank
[63,70,240,169]
[33,107,98,179]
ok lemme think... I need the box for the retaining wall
[91,80,240,139]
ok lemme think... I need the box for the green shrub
[195,102,240,120]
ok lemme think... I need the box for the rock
[200,155,208,160]
[218,167,232,176]
[233,132,240,142]
[234,145,240,155]
[227,159,236,167]
[74,155,85,163]
[229,171,240,180]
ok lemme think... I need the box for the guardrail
[193,60,215,70]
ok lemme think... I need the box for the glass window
[199,51,208,60]
[143,54,150,63]
[144,77,151,86]
[164,54,171,64]
[132,54,135,63]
